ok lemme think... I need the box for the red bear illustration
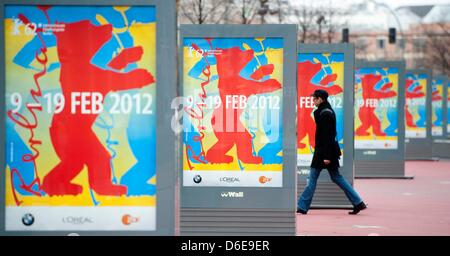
[206,47,281,164]
[405,79,425,128]
[297,61,343,149]
[355,74,397,136]
[432,89,442,102]
[432,88,443,128]
[42,21,154,196]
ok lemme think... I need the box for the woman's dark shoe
[296,208,307,214]
[348,202,367,215]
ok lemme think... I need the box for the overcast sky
[290,0,450,9]
[375,0,450,8]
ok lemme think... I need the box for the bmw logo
[22,213,35,226]
[193,175,202,184]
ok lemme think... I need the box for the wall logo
[22,213,35,226]
[259,176,272,184]
[219,177,240,183]
[298,169,310,175]
[62,216,93,225]
[122,214,140,225]
[220,191,244,198]
[193,175,202,184]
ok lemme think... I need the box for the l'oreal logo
[220,191,244,198]
[62,216,93,225]
[219,177,240,183]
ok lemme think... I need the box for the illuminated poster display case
[0,0,176,235]
[354,60,409,179]
[179,24,297,235]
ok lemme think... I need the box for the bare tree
[220,0,236,23]
[325,9,335,43]
[255,0,291,24]
[324,3,348,43]
[259,0,291,24]
[179,0,233,24]
[422,23,450,76]
[293,4,316,43]
[274,0,290,24]
[257,0,269,24]
[354,37,369,59]
[314,2,348,44]
[316,13,326,43]
[411,8,450,76]
[233,0,259,24]
[292,1,349,44]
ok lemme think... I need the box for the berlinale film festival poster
[4,5,157,231]
[182,37,283,187]
[297,53,344,167]
[354,68,398,149]
[448,82,450,136]
[405,73,427,138]
[431,78,444,136]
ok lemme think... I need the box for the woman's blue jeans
[297,167,363,212]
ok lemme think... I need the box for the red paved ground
[297,160,450,236]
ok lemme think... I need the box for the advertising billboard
[354,67,398,149]
[297,53,344,166]
[432,78,444,137]
[4,5,157,231]
[405,73,428,138]
[182,37,283,187]
[447,81,450,136]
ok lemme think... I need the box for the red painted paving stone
[297,160,450,236]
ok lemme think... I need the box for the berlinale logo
[22,213,35,226]
[193,175,202,184]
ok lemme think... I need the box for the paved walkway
[297,160,450,236]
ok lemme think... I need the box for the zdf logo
[259,176,272,184]
[122,214,140,225]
